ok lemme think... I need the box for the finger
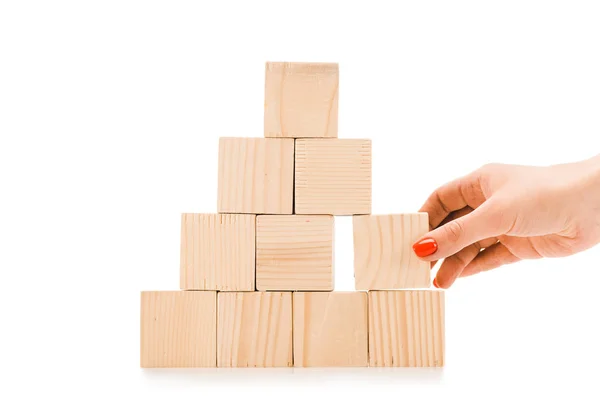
[430,207,474,269]
[438,206,474,227]
[414,201,508,262]
[433,237,498,288]
[419,171,486,230]
[460,242,521,278]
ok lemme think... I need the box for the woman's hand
[412,155,600,289]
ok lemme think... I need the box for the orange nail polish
[433,278,439,288]
[413,238,438,257]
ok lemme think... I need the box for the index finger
[419,171,486,230]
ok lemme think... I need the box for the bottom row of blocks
[140,290,444,368]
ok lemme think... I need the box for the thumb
[413,202,507,262]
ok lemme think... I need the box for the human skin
[412,154,600,289]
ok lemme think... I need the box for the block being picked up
[353,213,430,290]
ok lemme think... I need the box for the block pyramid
[140,62,445,368]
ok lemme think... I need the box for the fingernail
[432,277,439,288]
[413,238,438,257]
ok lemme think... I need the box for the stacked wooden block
[141,62,445,368]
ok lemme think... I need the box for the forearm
[579,154,600,244]
[583,154,600,189]
[591,154,600,172]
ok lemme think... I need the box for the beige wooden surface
[140,291,217,368]
[293,292,368,367]
[295,139,371,215]
[368,290,445,367]
[256,215,334,291]
[218,137,294,214]
[217,292,293,367]
[180,213,255,291]
[353,213,430,290]
[264,62,338,138]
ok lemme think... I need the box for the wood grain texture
[180,213,255,291]
[217,292,293,367]
[353,214,430,290]
[256,215,334,291]
[295,139,371,215]
[368,290,445,367]
[293,292,368,367]
[264,62,338,138]
[140,291,216,368]
[218,137,294,214]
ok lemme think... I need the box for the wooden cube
[140,291,216,368]
[256,215,334,291]
[293,292,368,367]
[180,213,255,291]
[368,290,445,367]
[217,292,293,367]
[264,62,338,138]
[353,214,430,290]
[218,137,294,214]
[295,139,371,215]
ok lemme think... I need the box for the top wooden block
[264,62,338,138]
[218,137,294,214]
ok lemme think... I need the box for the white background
[1,1,600,398]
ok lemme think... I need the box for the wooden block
[140,291,216,368]
[180,213,255,291]
[264,62,338,138]
[353,213,430,290]
[295,139,371,215]
[256,215,334,291]
[368,290,445,367]
[293,292,368,367]
[217,292,293,367]
[218,137,294,214]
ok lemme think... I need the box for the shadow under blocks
[140,61,445,368]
